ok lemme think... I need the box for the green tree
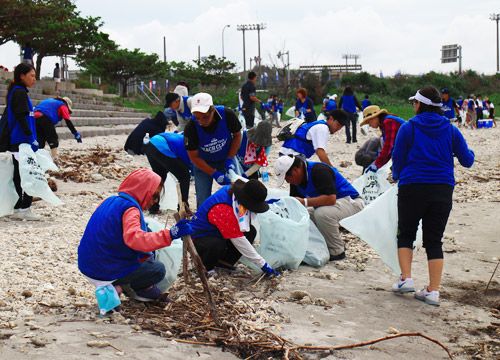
[193,55,238,87]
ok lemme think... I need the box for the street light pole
[222,24,230,58]
[491,14,500,73]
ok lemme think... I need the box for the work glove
[212,170,231,185]
[31,140,39,152]
[261,263,279,277]
[170,219,194,239]
[224,158,235,172]
[365,163,378,173]
[74,132,82,143]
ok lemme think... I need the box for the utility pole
[237,24,266,81]
[222,24,230,58]
[491,14,500,73]
[163,36,166,62]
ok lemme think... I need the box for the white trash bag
[145,217,183,292]
[317,113,326,121]
[285,106,296,118]
[35,149,58,172]
[303,219,330,267]
[0,154,18,217]
[340,186,422,275]
[18,144,63,205]
[159,172,178,211]
[242,197,309,272]
[352,160,392,205]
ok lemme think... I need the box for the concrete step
[56,125,137,140]
[0,103,152,116]
[57,117,143,127]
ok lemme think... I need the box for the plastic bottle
[261,165,269,183]
[143,132,150,145]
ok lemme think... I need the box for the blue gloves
[170,219,194,239]
[261,263,279,277]
[74,132,82,143]
[365,163,378,173]
[224,158,235,173]
[266,198,280,204]
[31,140,39,152]
[212,170,231,185]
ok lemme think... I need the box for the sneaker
[329,252,346,261]
[134,284,163,302]
[205,269,217,278]
[11,208,40,221]
[414,287,439,305]
[392,276,415,293]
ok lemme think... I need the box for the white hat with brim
[274,155,295,187]
[191,93,213,113]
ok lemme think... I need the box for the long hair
[5,63,35,103]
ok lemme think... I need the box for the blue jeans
[193,159,226,209]
[114,259,165,292]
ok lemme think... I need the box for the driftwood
[485,259,500,293]
[175,184,191,285]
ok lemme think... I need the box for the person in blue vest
[274,155,364,261]
[362,94,371,110]
[144,132,191,215]
[270,94,280,127]
[440,88,460,124]
[78,169,193,303]
[295,88,317,123]
[5,63,39,220]
[22,42,34,65]
[34,97,81,162]
[359,105,405,172]
[321,94,337,115]
[183,93,242,209]
[338,86,362,143]
[190,179,279,276]
[279,109,348,166]
[391,86,474,306]
[234,120,272,179]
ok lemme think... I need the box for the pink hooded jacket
[118,169,173,252]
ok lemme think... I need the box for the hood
[151,111,168,127]
[118,169,161,209]
[409,112,451,138]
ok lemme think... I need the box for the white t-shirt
[279,123,329,157]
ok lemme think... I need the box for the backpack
[276,118,305,141]
[0,106,11,152]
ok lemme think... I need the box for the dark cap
[440,88,450,95]
[164,92,180,108]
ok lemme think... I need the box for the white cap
[191,93,213,113]
[274,155,295,187]
[330,94,337,100]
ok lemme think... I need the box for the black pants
[193,225,257,271]
[35,115,59,149]
[397,184,453,260]
[12,155,33,209]
[145,143,190,213]
[242,109,255,128]
[344,111,358,143]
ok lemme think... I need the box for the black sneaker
[329,252,346,261]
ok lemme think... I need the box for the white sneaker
[414,287,439,305]
[11,208,40,221]
[392,276,415,293]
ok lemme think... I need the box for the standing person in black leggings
[144,132,191,215]
[5,63,40,220]
[391,85,475,306]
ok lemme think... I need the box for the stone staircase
[0,83,154,140]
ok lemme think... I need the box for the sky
[1,0,499,79]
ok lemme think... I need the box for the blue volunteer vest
[296,161,359,202]
[78,193,148,281]
[150,132,190,164]
[441,98,455,119]
[35,98,66,125]
[457,99,463,110]
[381,115,405,141]
[178,96,193,120]
[194,105,231,162]
[324,100,336,112]
[8,86,36,145]
[282,120,328,158]
[190,186,232,239]
[342,95,356,113]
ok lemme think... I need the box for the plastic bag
[352,160,392,205]
[159,172,178,211]
[145,217,183,292]
[35,149,58,172]
[243,197,309,272]
[303,220,330,267]
[339,186,422,275]
[317,113,326,121]
[18,144,63,205]
[285,106,296,118]
[0,154,18,217]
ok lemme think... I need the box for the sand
[0,123,498,359]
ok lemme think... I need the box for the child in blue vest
[78,169,193,304]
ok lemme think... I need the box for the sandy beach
[0,123,498,359]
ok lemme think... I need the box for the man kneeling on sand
[274,155,364,261]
